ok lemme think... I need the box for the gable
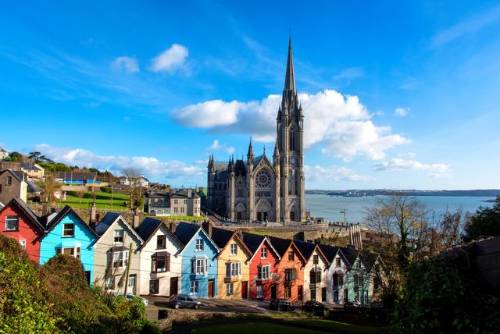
[44,211,96,244]
[182,228,218,255]
[97,218,142,248]
[223,234,252,259]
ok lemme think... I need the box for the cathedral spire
[283,36,296,93]
[247,137,254,162]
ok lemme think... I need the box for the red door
[241,281,248,299]
[208,279,214,298]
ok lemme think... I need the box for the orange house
[270,236,307,302]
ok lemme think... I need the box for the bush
[393,254,500,333]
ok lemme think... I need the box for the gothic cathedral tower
[276,38,305,223]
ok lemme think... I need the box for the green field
[58,191,130,211]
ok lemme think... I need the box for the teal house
[39,206,97,285]
[174,222,219,298]
[342,247,370,305]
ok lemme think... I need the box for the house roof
[294,240,329,265]
[340,246,359,266]
[27,181,41,193]
[242,232,280,260]
[136,217,163,241]
[95,212,143,244]
[174,222,219,252]
[43,205,98,237]
[1,198,44,233]
[359,250,379,271]
[269,236,292,257]
[319,244,340,263]
[0,169,25,183]
[210,227,252,256]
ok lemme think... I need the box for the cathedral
[207,39,305,224]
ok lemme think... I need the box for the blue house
[174,222,219,298]
[39,206,97,285]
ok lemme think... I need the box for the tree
[463,196,500,241]
[41,173,61,208]
[5,151,23,162]
[28,151,53,163]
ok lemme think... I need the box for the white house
[136,218,182,296]
[296,240,330,302]
[320,244,349,305]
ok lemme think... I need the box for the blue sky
[1,1,500,189]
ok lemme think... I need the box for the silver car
[168,294,201,309]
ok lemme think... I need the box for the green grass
[58,191,130,211]
[192,322,328,334]
[153,215,206,222]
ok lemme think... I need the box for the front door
[241,281,248,299]
[208,279,215,298]
[322,287,327,302]
[85,271,91,285]
[311,286,317,301]
[271,284,277,299]
[298,285,303,301]
[290,211,295,221]
[170,277,178,296]
[128,274,137,294]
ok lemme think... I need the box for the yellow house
[207,225,252,300]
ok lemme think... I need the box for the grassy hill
[58,191,130,211]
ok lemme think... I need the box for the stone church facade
[207,39,305,224]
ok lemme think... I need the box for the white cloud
[207,139,235,155]
[150,43,188,73]
[333,67,364,83]
[304,165,371,183]
[374,157,449,173]
[111,56,139,73]
[173,89,409,161]
[394,107,409,117]
[35,144,202,181]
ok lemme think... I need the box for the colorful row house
[0,200,384,304]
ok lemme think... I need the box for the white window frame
[256,285,263,298]
[60,246,81,259]
[113,229,124,244]
[195,239,204,251]
[62,223,75,237]
[190,280,199,294]
[261,247,267,259]
[5,216,19,231]
[112,251,128,268]
[226,282,233,296]
[230,243,238,255]
[193,257,208,275]
[258,265,270,280]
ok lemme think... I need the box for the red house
[0,198,44,262]
[242,233,280,300]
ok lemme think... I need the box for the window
[226,283,233,296]
[114,229,124,243]
[105,277,115,289]
[19,239,26,250]
[288,251,295,261]
[128,274,136,289]
[157,235,166,249]
[261,247,267,259]
[230,243,238,255]
[258,265,270,280]
[195,239,204,251]
[152,252,170,273]
[149,279,159,294]
[313,254,319,265]
[5,216,19,231]
[192,258,208,275]
[336,257,341,267]
[7,176,12,186]
[256,285,263,298]
[113,251,128,268]
[225,262,241,277]
[285,268,296,281]
[284,286,291,298]
[310,269,321,284]
[59,247,81,259]
[63,224,75,237]
[190,280,199,294]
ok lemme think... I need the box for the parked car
[303,300,326,315]
[125,293,149,306]
[269,299,295,311]
[168,294,201,309]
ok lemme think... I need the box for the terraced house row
[0,198,384,305]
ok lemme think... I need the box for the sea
[305,194,495,224]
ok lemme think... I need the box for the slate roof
[269,236,292,257]
[360,250,379,271]
[0,169,25,182]
[174,222,201,246]
[234,159,246,176]
[136,217,163,242]
[319,244,340,263]
[95,212,121,236]
[210,227,234,249]
[340,247,359,266]
[294,239,316,260]
[241,232,265,254]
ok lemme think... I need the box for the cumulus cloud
[111,56,139,73]
[394,107,409,117]
[35,144,202,181]
[150,43,188,73]
[207,140,235,155]
[374,157,449,173]
[173,89,409,161]
[304,165,371,183]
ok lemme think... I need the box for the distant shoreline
[305,189,500,197]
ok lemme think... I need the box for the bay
[305,194,495,223]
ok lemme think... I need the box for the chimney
[132,208,141,228]
[168,222,177,234]
[89,202,97,226]
[202,220,213,237]
[187,188,192,198]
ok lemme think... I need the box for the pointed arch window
[289,129,296,152]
